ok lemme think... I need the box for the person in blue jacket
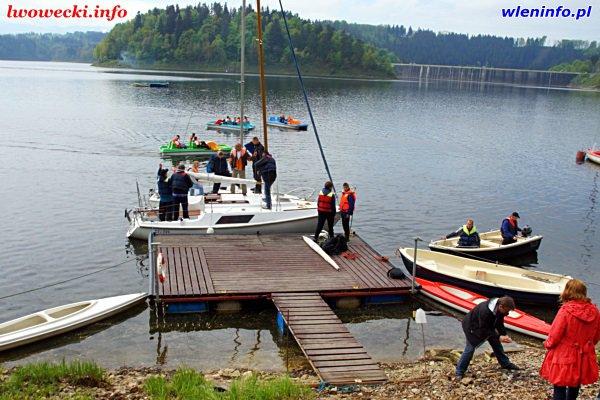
[446,219,480,247]
[156,165,173,221]
[501,212,522,245]
[207,151,231,194]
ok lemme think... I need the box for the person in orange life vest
[229,143,250,195]
[314,181,336,240]
[339,183,356,241]
[501,212,522,245]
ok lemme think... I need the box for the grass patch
[0,360,105,400]
[145,368,314,400]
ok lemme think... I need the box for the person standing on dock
[314,181,336,240]
[501,212,522,245]
[157,165,173,221]
[339,183,356,241]
[245,136,265,194]
[207,151,231,194]
[446,219,480,247]
[455,296,520,380]
[229,143,250,195]
[170,164,194,220]
[540,279,600,400]
[254,152,277,209]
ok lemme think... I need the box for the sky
[1,0,599,43]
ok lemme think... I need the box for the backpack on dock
[321,234,348,255]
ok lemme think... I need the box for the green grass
[145,368,315,400]
[0,360,105,400]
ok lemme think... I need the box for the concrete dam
[393,63,582,88]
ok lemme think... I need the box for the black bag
[387,268,406,279]
[321,234,348,255]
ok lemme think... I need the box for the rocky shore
[3,347,599,399]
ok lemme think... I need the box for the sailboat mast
[239,0,246,144]
[256,0,268,152]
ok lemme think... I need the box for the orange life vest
[339,190,356,213]
[231,148,247,170]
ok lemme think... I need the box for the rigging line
[0,258,138,300]
[278,0,334,189]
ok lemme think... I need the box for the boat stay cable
[278,0,334,188]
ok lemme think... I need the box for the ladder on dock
[272,292,387,385]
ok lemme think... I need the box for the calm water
[1,61,599,369]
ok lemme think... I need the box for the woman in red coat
[540,279,600,400]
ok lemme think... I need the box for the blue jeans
[456,335,510,376]
[262,171,276,209]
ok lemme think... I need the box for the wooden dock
[272,293,387,385]
[149,233,413,385]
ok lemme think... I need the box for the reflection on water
[580,170,599,270]
[0,60,598,370]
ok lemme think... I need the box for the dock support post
[411,237,422,294]
[148,230,160,302]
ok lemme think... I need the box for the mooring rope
[278,0,335,189]
[0,258,138,300]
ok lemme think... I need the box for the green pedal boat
[160,140,232,157]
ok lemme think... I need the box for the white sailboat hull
[127,210,319,240]
[0,293,147,352]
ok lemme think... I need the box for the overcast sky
[1,0,598,43]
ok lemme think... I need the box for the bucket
[576,150,586,164]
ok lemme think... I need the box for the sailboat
[126,2,320,240]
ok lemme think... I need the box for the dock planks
[272,293,387,385]
[155,234,411,299]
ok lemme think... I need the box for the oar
[302,236,340,270]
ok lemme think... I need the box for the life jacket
[339,190,356,213]
[231,148,247,170]
[317,189,335,213]
[458,225,478,247]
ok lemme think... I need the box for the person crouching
[456,296,520,379]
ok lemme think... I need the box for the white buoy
[415,308,427,357]
[206,227,215,234]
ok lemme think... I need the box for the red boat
[416,277,550,340]
[587,149,600,165]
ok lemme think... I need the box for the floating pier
[148,233,413,385]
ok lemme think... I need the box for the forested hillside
[0,32,105,62]
[94,3,395,77]
[327,21,587,70]
[550,42,600,88]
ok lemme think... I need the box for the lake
[0,60,599,370]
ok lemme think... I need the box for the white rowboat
[399,248,571,305]
[0,293,147,352]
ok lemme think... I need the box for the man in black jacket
[170,164,194,220]
[455,296,520,379]
[208,151,231,194]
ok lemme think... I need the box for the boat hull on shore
[429,229,542,263]
[417,277,550,339]
[0,293,147,352]
[399,248,569,305]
